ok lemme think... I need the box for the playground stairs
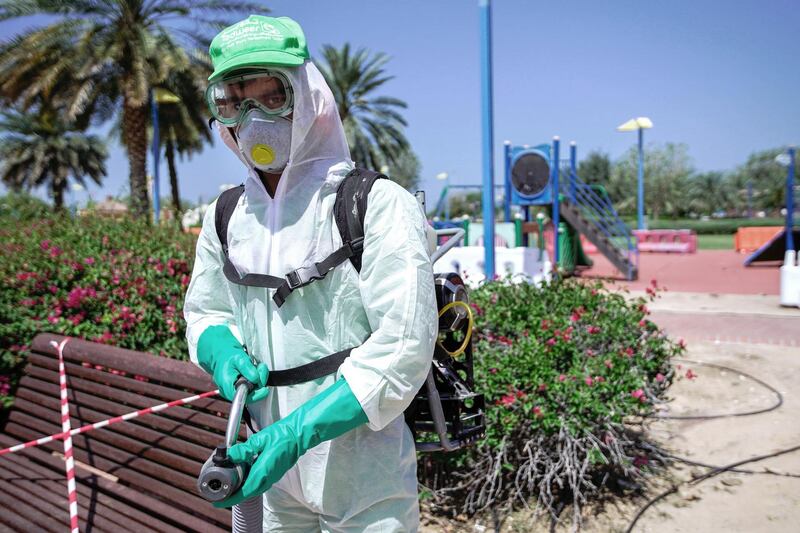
[560,170,638,281]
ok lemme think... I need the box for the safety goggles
[206,70,294,125]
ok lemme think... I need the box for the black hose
[654,358,783,420]
[625,445,800,533]
[626,359,800,532]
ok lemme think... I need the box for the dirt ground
[421,293,800,533]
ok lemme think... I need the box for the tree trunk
[165,137,182,228]
[122,99,150,219]
[53,183,65,211]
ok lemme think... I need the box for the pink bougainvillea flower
[540,319,550,331]
[538,383,547,392]
[594,375,605,383]
[546,338,556,346]
[489,367,498,374]
[40,239,51,250]
[655,373,665,383]
[469,303,483,316]
[650,279,658,288]
[570,312,580,323]
[631,388,645,400]
[586,325,601,334]
[515,390,526,399]
[584,376,594,386]
[678,338,686,349]
[49,246,62,258]
[586,348,596,357]
[83,257,95,265]
[685,369,697,380]
[558,374,566,382]
[533,406,543,418]
[624,347,634,357]
[499,394,516,407]
[638,319,647,328]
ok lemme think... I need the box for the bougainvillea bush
[0,209,196,409]
[419,277,682,527]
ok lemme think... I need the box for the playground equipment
[504,137,639,280]
[745,147,797,266]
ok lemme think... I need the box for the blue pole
[569,141,577,202]
[479,0,495,279]
[637,127,644,229]
[503,141,511,222]
[787,147,796,251]
[552,136,561,266]
[150,90,160,224]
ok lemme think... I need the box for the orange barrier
[735,226,783,253]
[633,229,697,253]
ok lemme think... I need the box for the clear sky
[1,0,797,207]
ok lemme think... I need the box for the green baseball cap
[208,15,309,81]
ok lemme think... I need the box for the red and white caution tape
[0,388,220,456]
[0,336,221,533]
[54,338,80,533]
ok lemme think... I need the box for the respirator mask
[206,69,294,172]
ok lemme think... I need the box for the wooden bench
[0,333,241,532]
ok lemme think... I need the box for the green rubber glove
[197,325,269,403]
[213,377,368,508]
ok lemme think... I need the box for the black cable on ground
[654,358,783,420]
[626,358,800,532]
[625,444,800,533]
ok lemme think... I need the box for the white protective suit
[184,61,437,532]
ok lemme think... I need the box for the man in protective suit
[184,15,437,532]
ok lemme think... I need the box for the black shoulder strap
[214,184,245,256]
[334,168,388,273]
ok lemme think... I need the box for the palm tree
[0,108,106,209]
[316,43,411,170]
[0,1,260,218]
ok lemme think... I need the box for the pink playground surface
[580,250,780,295]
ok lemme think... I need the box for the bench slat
[32,334,214,391]
[0,434,226,533]
[0,458,142,533]
[26,353,231,433]
[1,449,182,533]
[19,367,226,450]
[15,377,213,463]
[3,421,230,526]
[0,485,65,532]
[10,397,204,477]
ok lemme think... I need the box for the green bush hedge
[420,278,681,525]
[645,217,789,234]
[0,210,196,407]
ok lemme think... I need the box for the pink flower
[540,319,550,331]
[546,338,556,346]
[655,373,665,383]
[685,369,697,380]
[83,257,95,265]
[47,316,59,324]
[40,239,51,251]
[49,246,62,258]
[558,374,566,382]
[624,347,634,358]
[586,348,596,357]
[533,406,543,418]
[678,338,686,349]
[595,376,605,383]
[499,394,516,407]
[631,388,646,402]
[584,376,594,386]
[570,312,580,323]
[469,303,483,316]
[489,367,498,374]
[650,279,658,288]
[586,325,601,334]
[639,319,647,328]
[537,383,547,392]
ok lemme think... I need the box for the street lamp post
[617,117,653,230]
[150,87,181,224]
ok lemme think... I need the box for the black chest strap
[216,168,386,308]
[265,346,354,387]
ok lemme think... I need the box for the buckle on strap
[286,263,324,290]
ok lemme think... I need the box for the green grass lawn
[697,234,733,250]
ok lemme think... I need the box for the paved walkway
[582,250,781,295]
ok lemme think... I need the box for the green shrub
[0,212,196,408]
[420,278,682,525]
[0,192,52,222]
[646,217,790,234]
